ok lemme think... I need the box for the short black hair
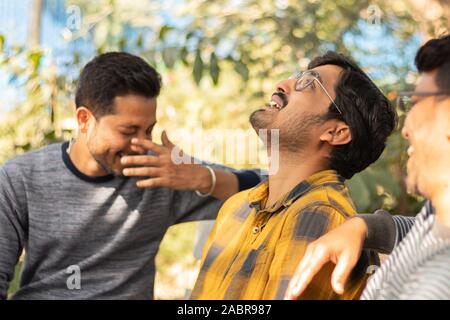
[308,51,397,179]
[415,34,450,92]
[75,52,162,117]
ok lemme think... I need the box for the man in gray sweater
[0,52,261,299]
[286,35,450,300]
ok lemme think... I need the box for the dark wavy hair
[308,51,397,179]
[75,52,162,118]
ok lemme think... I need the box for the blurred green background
[1,0,448,299]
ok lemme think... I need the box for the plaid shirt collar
[248,169,345,214]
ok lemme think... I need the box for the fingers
[285,246,314,300]
[123,167,161,177]
[121,155,160,167]
[135,177,167,188]
[130,144,146,155]
[331,252,355,295]
[161,130,175,148]
[285,244,330,300]
[131,138,165,155]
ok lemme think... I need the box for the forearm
[197,169,238,200]
[196,167,261,201]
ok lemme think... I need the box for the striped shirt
[191,170,378,300]
[361,205,450,300]
[392,214,416,247]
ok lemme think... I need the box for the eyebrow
[309,70,324,84]
[119,122,157,130]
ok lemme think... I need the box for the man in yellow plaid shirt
[191,51,397,300]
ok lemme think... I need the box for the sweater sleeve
[0,167,26,299]
[357,208,418,254]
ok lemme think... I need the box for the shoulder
[224,187,254,206]
[1,143,64,183]
[289,183,356,220]
[213,184,263,226]
[2,143,62,172]
[218,187,254,215]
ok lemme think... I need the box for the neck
[69,138,110,177]
[265,150,328,208]
[430,185,450,227]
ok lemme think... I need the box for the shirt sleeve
[262,205,373,300]
[358,206,422,254]
[0,167,26,300]
[170,165,262,225]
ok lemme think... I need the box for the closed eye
[303,80,316,91]
[120,131,135,137]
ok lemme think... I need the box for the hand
[121,131,213,192]
[284,217,368,299]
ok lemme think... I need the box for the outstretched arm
[284,204,425,299]
[121,132,261,200]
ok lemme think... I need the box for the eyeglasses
[289,70,343,114]
[396,91,449,112]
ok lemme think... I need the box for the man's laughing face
[402,70,450,198]
[84,94,157,176]
[249,64,344,153]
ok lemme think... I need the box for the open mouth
[267,92,288,110]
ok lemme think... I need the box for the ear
[319,121,352,146]
[75,107,94,134]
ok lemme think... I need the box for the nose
[135,130,148,141]
[275,79,293,95]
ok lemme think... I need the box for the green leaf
[180,47,189,66]
[0,56,9,66]
[28,51,42,71]
[162,47,177,69]
[209,52,220,85]
[0,34,5,52]
[44,130,56,142]
[73,51,81,65]
[136,33,143,48]
[193,50,203,85]
[159,25,173,41]
[234,61,249,81]
[252,90,265,98]
[118,37,127,51]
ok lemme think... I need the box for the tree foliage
[1,0,447,214]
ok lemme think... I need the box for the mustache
[271,92,288,108]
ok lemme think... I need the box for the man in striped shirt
[286,35,450,300]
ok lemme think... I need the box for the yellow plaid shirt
[191,170,378,300]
